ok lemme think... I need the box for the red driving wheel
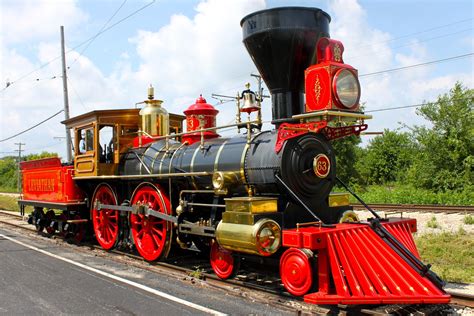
[210,241,238,279]
[91,184,119,250]
[130,184,171,262]
[280,248,314,296]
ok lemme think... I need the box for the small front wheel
[210,240,240,279]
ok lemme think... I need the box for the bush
[426,216,440,229]
[463,214,474,225]
[359,130,416,185]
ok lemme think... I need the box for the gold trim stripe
[190,146,200,189]
[214,140,229,172]
[240,143,250,184]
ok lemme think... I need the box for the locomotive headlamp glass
[255,219,281,256]
[212,172,225,190]
[333,69,360,108]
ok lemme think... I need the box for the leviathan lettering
[28,178,55,192]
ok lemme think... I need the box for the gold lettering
[27,178,55,192]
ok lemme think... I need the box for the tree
[360,130,416,185]
[24,151,58,161]
[407,82,473,191]
[0,157,17,190]
[0,151,58,191]
[331,135,362,185]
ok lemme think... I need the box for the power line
[0,109,64,142]
[357,17,473,50]
[350,27,472,61]
[69,0,128,68]
[26,139,65,153]
[213,53,474,98]
[1,0,155,93]
[360,52,474,77]
[366,97,474,113]
[67,77,88,111]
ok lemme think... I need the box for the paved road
[0,226,292,315]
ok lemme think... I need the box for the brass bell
[240,82,260,114]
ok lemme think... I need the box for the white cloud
[1,0,88,45]
[128,0,265,111]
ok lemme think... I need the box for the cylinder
[215,218,281,256]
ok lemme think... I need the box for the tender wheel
[45,210,56,235]
[91,184,119,250]
[210,240,239,279]
[33,207,45,233]
[71,215,85,244]
[58,212,69,238]
[130,184,171,262]
[280,248,314,296]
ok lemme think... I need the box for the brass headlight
[333,68,360,108]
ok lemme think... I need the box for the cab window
[77,128,94,154]
[98,125,115,163]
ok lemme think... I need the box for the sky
[0,0,472,159]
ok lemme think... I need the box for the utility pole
[14,142,25,194]
[250,73,270,101]
[60,26,72,163]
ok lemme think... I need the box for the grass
[416,229,474,283]
[188,268,204,280]
[0,187,19,193]
[0,195,32,214]
[463,214,474,225]
[0,195,21,212]
[426,216,440,229]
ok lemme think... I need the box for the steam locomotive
[19,7,451,305]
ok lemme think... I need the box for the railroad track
[352,203,474,214]
[0,210,472,314]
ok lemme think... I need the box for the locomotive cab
[64,109,141,177]
[63,109,185,177]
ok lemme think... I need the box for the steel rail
[450,292,474,308]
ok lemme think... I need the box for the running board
[282,218,451,305]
